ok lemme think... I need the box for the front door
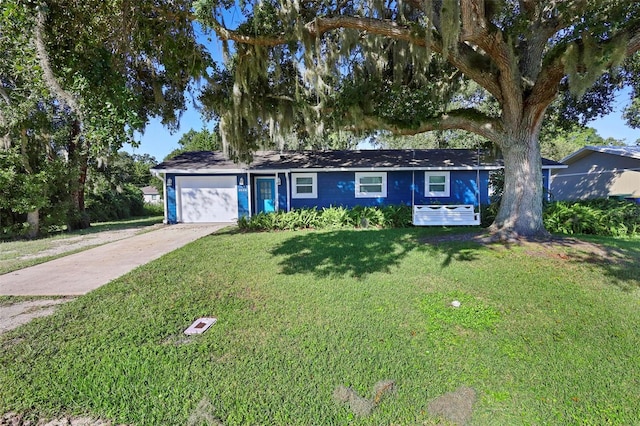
[255,177,276,214]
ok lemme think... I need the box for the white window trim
[355,172,387,198]
[425,171,451,197]
[292,172,318,199]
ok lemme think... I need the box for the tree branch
[34,10,82,118]
[627,31,640,56]
[458,0,520,112]
[527,26,640,132]
[214,24,288,46]
[210,13,503,101]
[0,86,11,149]
[459,0,512,77]
[517,3,563,86]
[0,86,10,106]
[349,108,504,141]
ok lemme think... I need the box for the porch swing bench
[412,204,480,226]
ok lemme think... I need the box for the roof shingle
[152,149,565,172]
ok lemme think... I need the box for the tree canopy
[165,127,222,159]
[195,0,640,238]
[1,0,211,235]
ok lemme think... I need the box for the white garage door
[177,176,238,223]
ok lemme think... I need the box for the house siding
[414,170,489,206]
[237,174,250,219]
[289,170,489,210]
[277,172,287,212]
[551,152,640,200]
[543,169,550,200]
[166,174,177,223]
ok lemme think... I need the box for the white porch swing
[411,148,482,226]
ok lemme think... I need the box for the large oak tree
[195,0,640,238]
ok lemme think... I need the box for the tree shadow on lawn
[486,234,640,290]
[270,229,483,278]
[435,232,640,291]
[551,236,640,291]
[414,229,640,290]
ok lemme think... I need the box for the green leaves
[238,205,413,231]
[544,199,640,237]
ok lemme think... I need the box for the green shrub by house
[544,199,640,237]
[238,200,640,237]
[238,205,413,231]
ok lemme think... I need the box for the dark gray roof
[152,149,565,172]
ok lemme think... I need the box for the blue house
[151,149,565,224]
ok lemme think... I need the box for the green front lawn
[1,228,639,425]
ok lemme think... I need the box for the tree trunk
[490,127,549,239]
[66,118,90,231]
[26,210,39,239]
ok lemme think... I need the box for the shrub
[479,203,498,228]
[143,202,164,216]
[238,205,413,232]
[544,199,640,237]
[349,206,386,228]
[380,205,413,228]
[85,183,145,222]
[319,206,351,228]
[237,200,640,237]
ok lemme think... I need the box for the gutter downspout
[411,150,416,225]
[163,173,168,224]
[286,171,291,212]
[247,171,252,217]
[274,173,279,212]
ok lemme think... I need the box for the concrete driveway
[0,223,226,296]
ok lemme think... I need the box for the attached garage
[176,176,238,223]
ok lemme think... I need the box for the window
[425,172,450,197]
[292,173,317,198]
[355,172,387,198]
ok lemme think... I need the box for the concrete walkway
[0,224,226,296]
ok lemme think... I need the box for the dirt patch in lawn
[427,386,477,425]
[0,298,74,336]
[0,412,128,425]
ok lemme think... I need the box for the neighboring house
[141,185,162,204]
[150,149,565,224]
[550,146,640,201]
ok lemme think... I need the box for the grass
[0,216,163,275]
[0,227,639,424]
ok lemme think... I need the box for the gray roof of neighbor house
[560,145,640,164]
[151,149,566,173]
[141,185,159,195]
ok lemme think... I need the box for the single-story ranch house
[151,149,566,224]
[550,145,640,201]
